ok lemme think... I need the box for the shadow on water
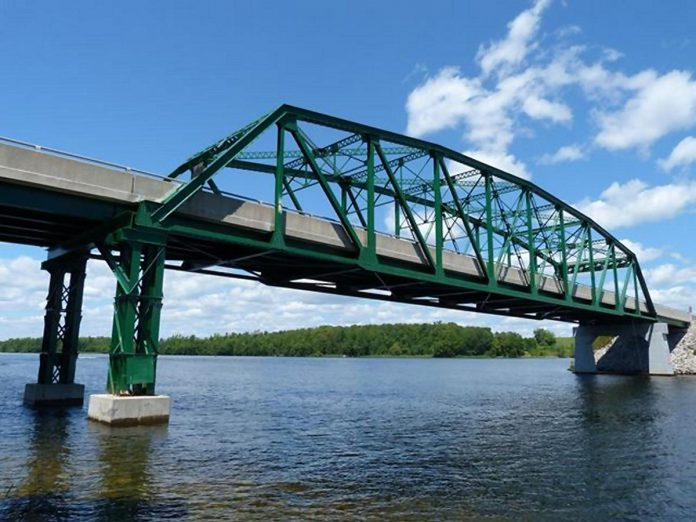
[0,408,187,521]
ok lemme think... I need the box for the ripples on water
[2,354,696,520]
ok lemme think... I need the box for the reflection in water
[89,422,186,520]
[0,410,186,521]
[2,408,76,520]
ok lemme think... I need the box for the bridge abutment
[24,253,87,406]
[574,322,685,376]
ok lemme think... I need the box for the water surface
[2,354,696,520]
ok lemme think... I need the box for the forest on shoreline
[0,322,573,358]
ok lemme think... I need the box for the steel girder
[151,104,655,323]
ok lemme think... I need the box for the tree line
[0,323,573,358]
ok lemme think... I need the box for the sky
[1,0,695,340]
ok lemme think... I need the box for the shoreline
[0,351,570,360]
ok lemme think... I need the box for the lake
[2,353,696,520]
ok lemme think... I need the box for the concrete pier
[574,322,687,376]
[87,394,171,426]
[23,383,85,406]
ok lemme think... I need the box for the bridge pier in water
[24,253,87,406]
[574,322,688,376]
[87,236,170,426]
[25,233,171,425]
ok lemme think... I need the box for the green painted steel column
[433,155,443,274]
[612,244,620,311]
[587,226,596,304]
[484,173,496,284]
[525,191,537,294]
[395,166,403,238]
[594,245,611,307]
[619,264,633,313]
[558,208,570,302]
[107,238,166,395]
[366,137,376,261]
[272,123,285,247]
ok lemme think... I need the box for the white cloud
[642,259,696,311]
[645,263,696,287]
[464,148,531,179]
[658,136,696,171]
[576,179,696,228]
[619,239,663,263]
[539,144,585,164]
[406,1,696,178]
[594,70,696,151]
[522,96,572,123]
[405,67,482,137]
[477,0,551,77]
[405,1,562,180]
[649,285,695,312]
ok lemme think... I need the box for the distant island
[0,323,575,358]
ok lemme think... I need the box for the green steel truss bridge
[0,105,690,398]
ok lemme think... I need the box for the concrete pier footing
[87,394,171,426]
[574,322,686,376]
[23,383,85,406]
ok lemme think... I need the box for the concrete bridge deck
[0,140,690,327]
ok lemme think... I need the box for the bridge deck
[0,140,690,326]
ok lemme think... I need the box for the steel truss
[25,104,660,396]
[157,105,655,323]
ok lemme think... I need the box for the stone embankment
[670,322,696,375]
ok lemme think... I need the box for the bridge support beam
[573,322,685,375]
[88,234,170,425]
[24,253,88,406]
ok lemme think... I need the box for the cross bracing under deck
[0,105,691,395]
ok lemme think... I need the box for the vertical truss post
[612,244,620,311]
[37,254,88,386]
[525,191,537,294]
[395,167,403,238]
[619,264,633,313]
[272,123,285,247]
[433,155,443,275]
[366,136,376,262]
[106,237,166,395]
[484,173,496,285]
[587,227,596,304]
[633,266,641,316]
[558,207,570,301]
[594,243,611,307]
[570,225,586,298]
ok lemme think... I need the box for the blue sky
[1,0,695,339]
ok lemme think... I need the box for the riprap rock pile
[671,321,696,375]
